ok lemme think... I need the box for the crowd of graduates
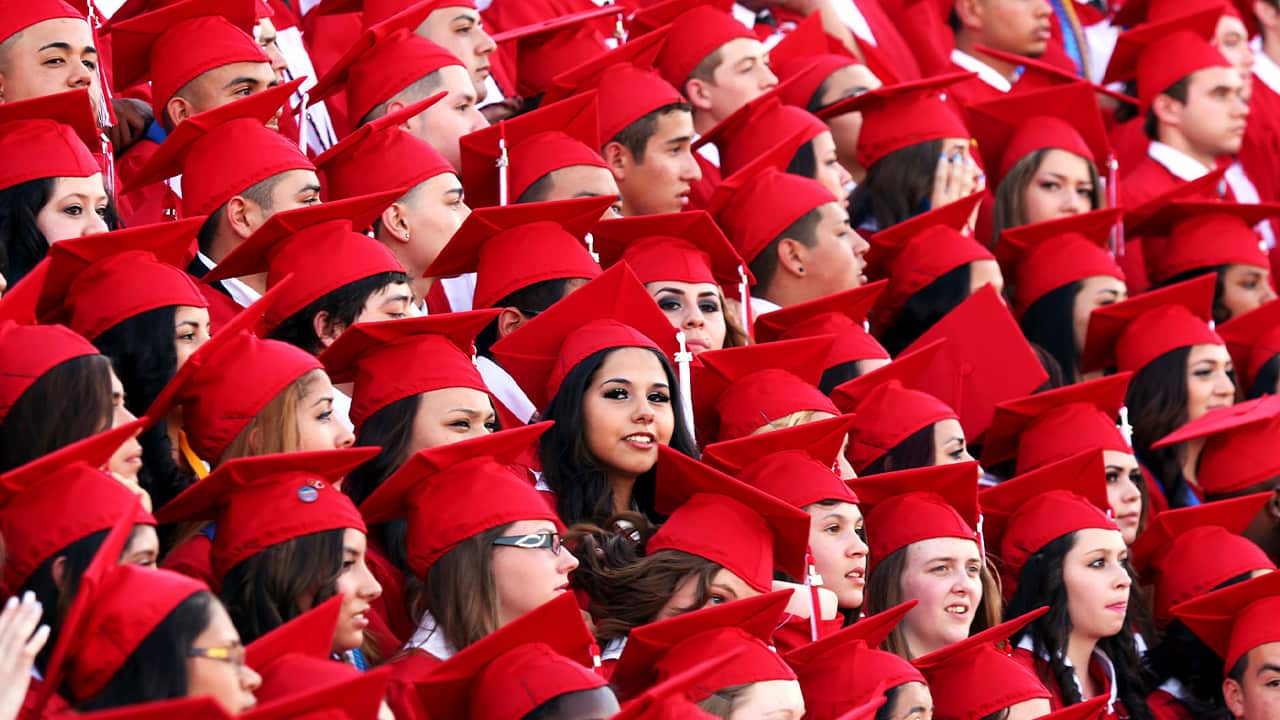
[5,0,1280,718]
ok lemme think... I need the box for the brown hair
[698,683,753,718]
[418,523,509,654]
[990,148,1103,248]
[217,368,325,465]
[862,543,1002,660]
[687,48,724,90]
[720,289,751,349]
[218,529,345,645]
[0,354,113,472]
[566,512,725,642]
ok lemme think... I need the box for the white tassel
[738,264,751,339]
[675,331,695,445]
[296,91,311,154]
[497,135,510,207]
[585,231,600,263]
[1118,406,1133,446]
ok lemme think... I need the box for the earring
[797,266,805,274]
[403,229,411,241]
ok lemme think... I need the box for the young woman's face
[35,174,110,242]
[1071,276,1127,358]
[655,566,758,622]
[898,537,984,656]
[1020,149,1095,225]
[581,347,675,480]
[174,305,212,369]
[966,260,1004,299]
[647,281,727,354]
[295,372,356,451]
[818,64,882,182]
[1185,343,1237,423]
[409,386,495,453]
[806,501,868,609]
[810,130,854,203]
[725,679,806,720]
[185,599,260,714]
[1102,449,1144,546]
[1061,527,1132,642]
[331,528,382,654]
[1219,264,1277,321]
[884,681,933,720]
[491,519,579,627]
[122,524,160,568]
[931,419,973,467]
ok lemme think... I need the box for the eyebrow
[175,320,200,329]
[447,407,486,416]
[296,184,323,196]
[654,287,687,296]
[445,187,464,198]
[382,291,413,306]
[664,135,694,148]
[945,436,965,446]
[39,41,96,54]
[224,76,265,90]
[601,377,632,387]
[311,396,334,408]
[710,582,740,599]
[1258,663,1280,675]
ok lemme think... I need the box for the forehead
[649,108,694,143]
[715,36,767,65]
[197,60,275,89]
[1189,65,1243,91]
[1186,342,1231,364]
[906,535,980,562]
[437,64,473,93]
[1035,148,1093,176]
[1068,526,1126,554]
[597,346,667,380]
[9,17,93,50]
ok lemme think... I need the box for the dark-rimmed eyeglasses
[492,532,564,555]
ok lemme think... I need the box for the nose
[84,212,109,236]
[558,548,579,573]
[1113,565,1132,591]
[361,568,383,600]
[1216,370,1237,397]
[477,28,497,56]
[469,107,489,132]
[684,305,706,329]
[680,151,702,183]
[1262,282,1277,304]
[847,531,868,557]
[68,59,92,87]
[632,396,656,423]
[1034,0,1052,16]
[760,64,778,90]
[336,426,356,449]
[240,665,263,693]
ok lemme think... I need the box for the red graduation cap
[702,412,859,507]
[784,602,923,719]
[1079,273,1222,374]
[611,654,736,720]
[696,92,828,177]
[412,593,605,718]
[1113,0,1242,26]
[489,263,679,412]
[1152,394,1280,496]
[648,446,811,590]
[864,193,990,325]
[770,14,858,110]
[831,340,958,473]
[585,61,688,148]
[975,45,1137,105]
[315,91,454,202]
[154,448,376,581]
[0,88,101,192]
[247,662,390,719]
[0,418,155,592]
[1127,201,1278,285]
[981,372,1132,473]
[37,512,207,706]
[711,142,838,268]
[901,285,1048,442]
[422,195,610,311]
[150,278,324,462]
[833,693,892,720]
[1172,569,1280,673]
[1102,6,1229,110]
[127,78,313,217]
[1130,492,1274,626]
[691,336,841,443]
[202,188,407,331]
[0,0,84,43]
[543,25,670,104]
[911,607,1053,720]
[109,0,269,115]
[964,82,1111,189]
[1217,297,1280,392]
[592,210,750,298]
[72,697,234,720]
[981,451,1116,592]
[610,589,796,701]
[754,281,890,369]
[309,3,461,129]
[34,218,207,339]
[850,461,981,567]
[996,208,1125,316]
[0,320,100,424]
[358,422,559,579]
[644,0,755,91]
[246,594,344,673]
[489,6,617,99]
[312,0,475,28]
[318,309,497,428]
[459,92,608,208]
[817,73,972,169]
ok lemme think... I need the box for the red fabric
[161,532,216,587]
[593,211,747,292]
[851,0,923,82]
[699,95,827,177]
[687,153,721,213]
[1010,648,1124,719]
[367,535,419,644]
[385,650,445,720]
[771,614,844,655]
[316,94,454,202]
[425,281,453,314]
[944,65,1008,109]
[1242,76,1280,208]
[115,138,178,227]
[1147,689,1193,720]
[0,90,101,192]
[852,462,981,568]
[198,284,244,336]
[0,322,100,425]
[17,677,70,720]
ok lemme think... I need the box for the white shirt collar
[1254,47,1280,96]
[477,355,538,426]
[1015,635,1119,710]
[750,295,782,318]
[406,611,457,661]
[1147,141,1212,182]
[950,48,1013,92]
[831,0,876,46]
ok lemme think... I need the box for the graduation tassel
[590,641,604,676]
[497,123,510,207]
[976,514,986,563]
[805,548,823,642]
[612,7,626,44]
[675,331,696,445]
[1118,405,1133,446]
[585,231,600,262]
[738,264,752,341]
[296,90,311,154]
[178,431,210,480]
[1106,155,1123,257]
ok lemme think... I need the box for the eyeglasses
[188,644,247,669]
[492,532,564,555]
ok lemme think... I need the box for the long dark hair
[1021,281,1082,382]
[1250,354,1280,399]
[0,354,113,472]
[1126,347,1194,508]
[93,307,188,511]
[417,523,509,654]
[788,139,819,181]
[77,590,213,711]
[860,423,937,476]
[0,177,120,286]
[879,264,972,356]
[1006,533,1153,720]
[219,529,344,645]
[344,394,422,577]
[848,139,942,232]
[475,277,579,358]
[539,347,698,528]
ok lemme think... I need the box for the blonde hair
[752,410,825,435]
[217,369,325,465]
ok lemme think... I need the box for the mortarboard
[695,92,829,177]
[0,0,84,43]
[0,321,100,424]
[1127,200,1278,285]
[1172,569,1280,674]
[817,73,972,169]
[592,210,751,300]
[1079,274,1222,374]
[1102,7,1229,110]
[0,88,101,192]
[754,281,890,370]
[1217,297,1280,392]
[1152,395,1280,496]
[996,208,1125,317]
[702,412,859,506]
[850,461,981,568]
[642,0,755,92]
[489,6,617,98]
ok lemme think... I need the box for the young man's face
[0,18,101,116]
[404,65,488,171]
[798,201,867,297]
[417,6,495,102]
[532,165,622,219]
[1175,66,1250,158]
[962,0,1053,58]
[1226,643,1280,720]
[612,110,701,216]
[255,18,290,85]
[167,60,276,128]
[697,37,777,125]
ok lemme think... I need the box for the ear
[775,236,808,279]
[1151,92,1184,128]
[683,77,714,113]
[1223,677,1247,719]
[1257,0,1278,28]
[381,202,411,244]
[224,196,258,240]
[51,555,67,591]
[312,310,343,348]
[165,95,194,129]
[952,0,983,29]
[497,306,526,339]
[602,141,630,181]
[385,98,407,117]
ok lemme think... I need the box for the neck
[240,271,269,295]
[759,278,817,309]
[208,229,240,266]
[1265,31,1280,67]
[1178,437,1206,492]
[1158,131,1218,170]
[1065,633,1100,699]
[955,35,1019,81]
[693,109,718,137]
[412,275,434,306]
[608,473,636,515]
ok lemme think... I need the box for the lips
[943,603,970,617]
[623,432,656,450]
[1106,602,1128,614]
